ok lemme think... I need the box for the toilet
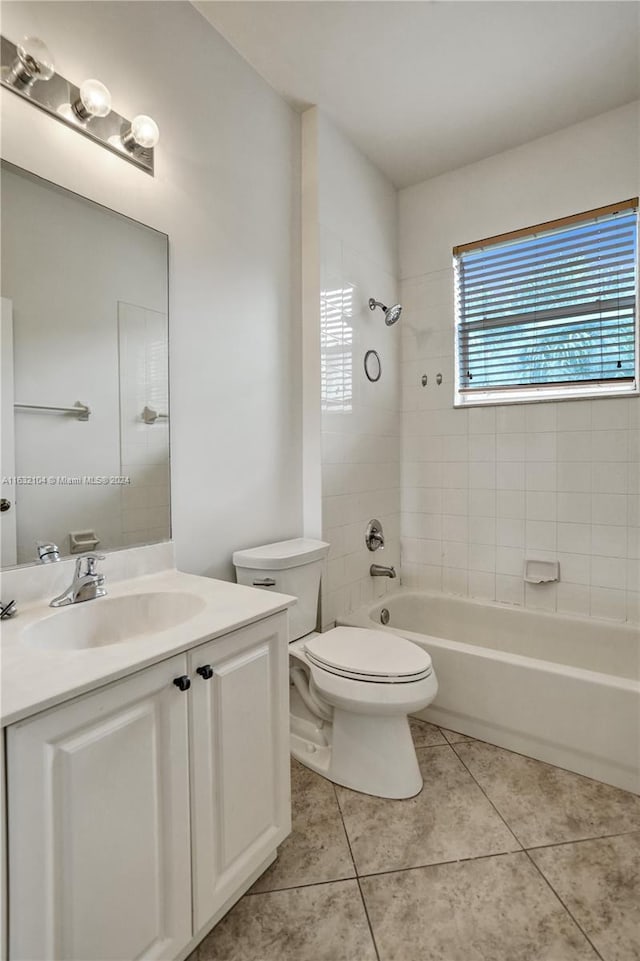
[233,538,438,799]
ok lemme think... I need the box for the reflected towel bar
[142,405,169,425]
[14,401,90,421]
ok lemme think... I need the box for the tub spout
[370,564,396,578]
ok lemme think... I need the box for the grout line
[524,849,605,961]
[446,740,525,850]
[524,828,640,853]
[244,874,358,897]
[355,848,522,882]
[445,733,640,801]
[332,781,381,961]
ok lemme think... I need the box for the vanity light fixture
[4,35,54,90]
[1,34,157,175]
[72,78,111,121]
[121,114,160,151]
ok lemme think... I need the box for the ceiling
[194,1,639,188]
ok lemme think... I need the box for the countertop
[0,569,295,726]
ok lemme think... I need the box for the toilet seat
[304,627,432,684]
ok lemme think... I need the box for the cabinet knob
[173,675,191,692]
[196,665,214,680]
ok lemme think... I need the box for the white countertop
[0,569,295,726]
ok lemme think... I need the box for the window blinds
[454,201,638,395]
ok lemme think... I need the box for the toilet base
[290,708,423,799]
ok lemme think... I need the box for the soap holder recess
[524,559,560,584]
[70,530,100,554]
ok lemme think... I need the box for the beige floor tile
[361,852,599,961]
[198,880,377,961]
[251,760,355,892]
[335,745,520,875]
[441,727,476,744]
[409,716,447,746]
[530,833,640,961]
[456,741,640,848]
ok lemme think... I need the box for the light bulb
[122,114,160,151]
[8,35,55,89]
[72,79,111,120]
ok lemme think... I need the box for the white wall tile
[557,583,590,617]
[526,520,556,552]
[591,525,627,558]
[496,574,524,606]
[468,570,496,600]
[525,581,557,612]
[526,491,557,521]
[591,555,626,590]
[496,546,525,576]
[556,401,591,431]
[398,106,638,624]
[557,431,592,462]
[590,586,626,621]
[557,523,591,555]
[591,493,627,526]
[557,492,591,524]
[591,430,628,462]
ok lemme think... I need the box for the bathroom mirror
[0,162,170,568]
[364,349,382,383]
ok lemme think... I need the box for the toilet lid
[304,627,432,683]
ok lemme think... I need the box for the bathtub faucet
[370,564,396,579]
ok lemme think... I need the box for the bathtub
[341,591,640,794]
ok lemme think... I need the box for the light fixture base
[0,35,155,176]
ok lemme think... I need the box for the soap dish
[524,559,560,584]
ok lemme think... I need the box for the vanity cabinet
[6,612,291,961]
[188,615,291,930]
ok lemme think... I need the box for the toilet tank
[232,538,329,641]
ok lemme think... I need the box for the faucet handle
[76,553,106,576]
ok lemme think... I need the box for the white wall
[1,1,302,579]
[305,110,401,628]
[398,103,640,623]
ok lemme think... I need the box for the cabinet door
[7,656,192,961]
[189,613,291,929]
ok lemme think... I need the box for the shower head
[368,298,402,326]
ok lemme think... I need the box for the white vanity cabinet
[7,653,193,961]
[5,611,291,961]
[188,614,291,930]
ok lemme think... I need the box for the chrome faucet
[370,563,397,579]
[37,542,61,564]
[50,553,107,608]
[0,599,17,619]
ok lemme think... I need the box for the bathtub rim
[340,589,640,690]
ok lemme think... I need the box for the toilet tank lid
[232,538,330,571]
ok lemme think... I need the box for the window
[454,200,638,406]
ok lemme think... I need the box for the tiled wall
[400,267,639,623]
[314,113,401,629]
[321,228,401,627]
[117,302,170,548]
[398,105,639,624]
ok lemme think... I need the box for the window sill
[454,382,639,408]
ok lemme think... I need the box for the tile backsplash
[400,268,639,624]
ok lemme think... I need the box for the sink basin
[22,592,207,651]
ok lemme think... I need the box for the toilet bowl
[233,538,438,799]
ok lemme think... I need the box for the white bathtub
[341,591,640,794]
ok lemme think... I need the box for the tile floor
[195,721,640,961]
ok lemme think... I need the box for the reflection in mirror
[0,162,170,568]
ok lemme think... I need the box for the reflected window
[321,285,353,411]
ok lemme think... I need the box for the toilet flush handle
[253,577,276,587]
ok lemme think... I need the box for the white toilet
[233,538,438,799]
